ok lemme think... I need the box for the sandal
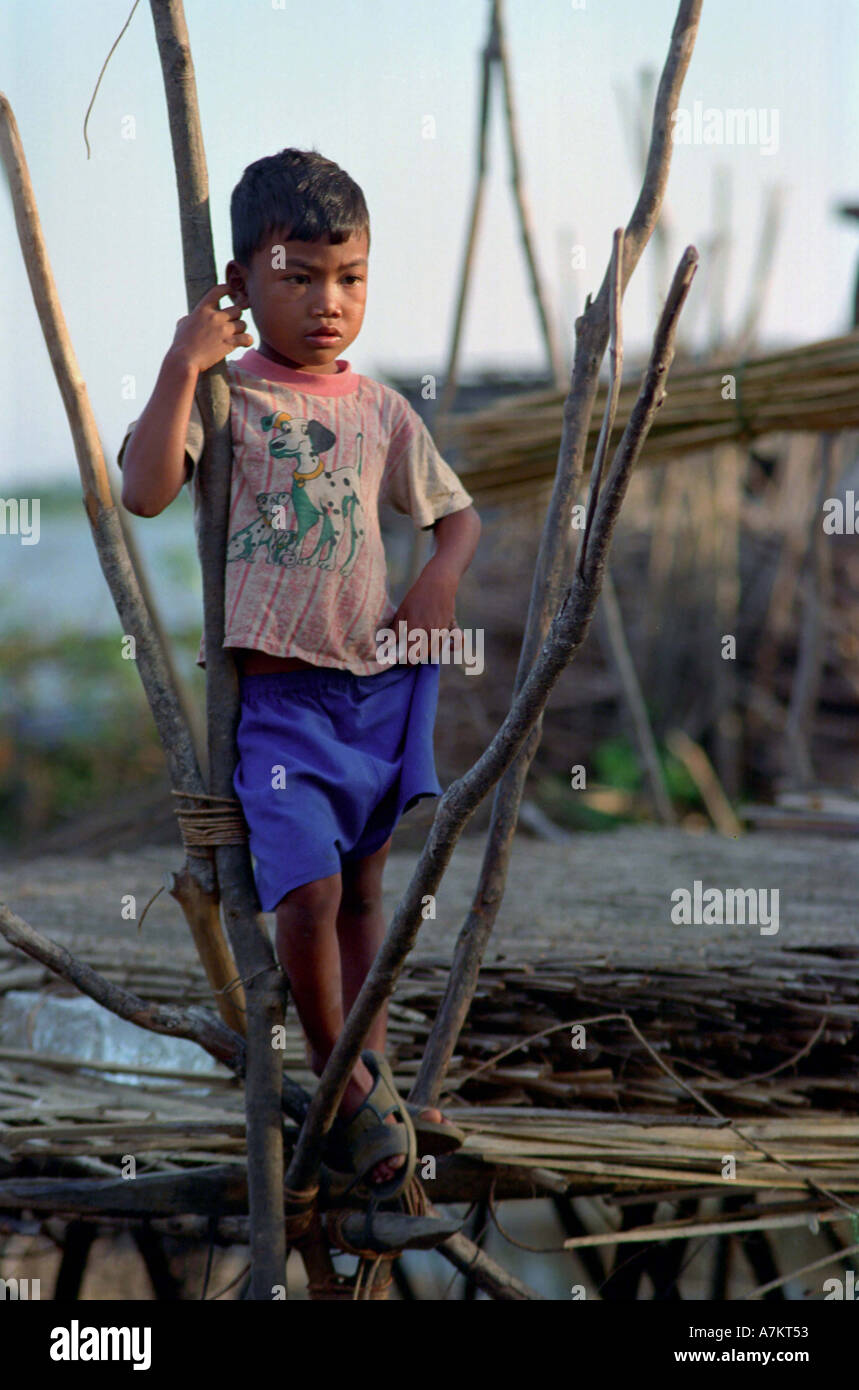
[405,1104,466,1156]
[324,1050,417,1203]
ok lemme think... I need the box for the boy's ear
[225,259,250,308]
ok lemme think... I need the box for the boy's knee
[340,839,392,915]
[340,880,383,916]
[275,874,341,924]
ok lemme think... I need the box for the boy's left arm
[391,506,481,639]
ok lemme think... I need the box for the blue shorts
[232,660,444,912]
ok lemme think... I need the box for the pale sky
[1,0,857,485]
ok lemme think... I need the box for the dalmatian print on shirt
[226,412,365,579]
[118,349,474,675]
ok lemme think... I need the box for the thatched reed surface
[447,330,859,506]
[2,826,858,1216]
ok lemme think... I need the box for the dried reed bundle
[448,330,859,506]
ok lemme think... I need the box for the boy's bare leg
[274,869,404,1186]
[336,836,451,1183]
[275,845,453,1187]
[274,873,373,1113]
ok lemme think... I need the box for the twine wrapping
[308,1260,393,1301]
[283,1182,320,1244]
[172,790,249,852]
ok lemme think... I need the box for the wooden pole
[495,0,566,389]
[435,0,565,431]
[0,92,244,1035]
[113,472,209,777]
[433,0,495,430]
[148,0,287,1298]
[598,569,676,824]
[785,431,839,788]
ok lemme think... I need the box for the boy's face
[226,229,368,373]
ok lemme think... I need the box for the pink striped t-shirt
[119,349,474,676]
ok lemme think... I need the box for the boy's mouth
[305,328,341,342]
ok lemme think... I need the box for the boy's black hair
[230,148,370,266]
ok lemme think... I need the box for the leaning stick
[0,901,239,1071]
[0,901,311,1119]
[0,92,244,1036]
[412,0,703,1112]
[577,227,624,576]
[283,245,698,1199]
[579,226,674,822]
[148,0,287,1297]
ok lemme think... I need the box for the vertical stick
[495,0,566,389]
[711,443,743,799]
[0,91,242,1029]
[148,0,286,1299]
[597,569,675,824]
[785,432,839,788]
[433,2,495,430]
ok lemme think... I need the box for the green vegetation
[0,630,203,846]
[535,734,706,833]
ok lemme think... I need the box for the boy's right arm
[120,283,252,517]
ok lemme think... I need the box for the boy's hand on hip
[390,563,460,662]
[169,282,254,374]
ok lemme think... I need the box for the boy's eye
[280,274,364,285]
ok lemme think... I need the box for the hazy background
[1,0,858,850]
[1,0,857,486]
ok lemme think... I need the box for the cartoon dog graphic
[226,412,365,577]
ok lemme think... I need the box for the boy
[119,148,480,1200]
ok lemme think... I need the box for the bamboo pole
[665,729,742,837]
[598,569,675,824]
[784,431,839,788]
[564,1205,852,1250]
[733,183,786,355]
[432,1,494,431]
[0,93,244,1036]
[495,0,566,390]
[707,164,731,354]
[434,0,564,432]
[148,0,287,1298]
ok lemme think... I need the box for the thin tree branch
[411,0,703,1111]
[0,901,310,1119]
[284,244,697,1195]
[577,226,624,576]
[0,91,242,1026]
[0,902,238,1069]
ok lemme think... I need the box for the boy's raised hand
[169,283,254,373]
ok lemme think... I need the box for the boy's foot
[339,1060,452,1186]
